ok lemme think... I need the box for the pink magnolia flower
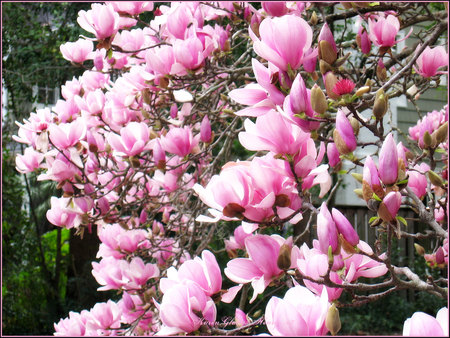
[105,1,154,16]
[262,2,289,17]
[334,109,357,154]
[54,310,91,336]
[77,4,121,40]
[357,25,371,54]
[145,45,176,76]
[368,14,412,48]
[224,225,254,256]
[408,163,430,199]
[297,242,357,301]
[161,125,200,157]
[84,300,122,332]
[173,36,213,72]
[414,45,448,78]
[380,191,402,222]
[317,202,339,255]
[327,140,341,168]
[165,3,193,40]
[160,250,222,298]
[46,197,82,229]
[282,73,321,132]
[319,23,338,53]
[224,234,291,303]
[15,147,45,174]
[332,208,360,246]
[238,109,310,155]
[249,15,314,71]
[403,307,448,336]
[122,257,160,290]
[193,161,253,222]
[200,115,212,143]
[91,256,129,291]
[341,240,388,280]
[378,133,398,185]
[156,280,217,335]
[60,39,94,64]
[108,121,151,157]
[265,284,330,336]
[363,155,381,191]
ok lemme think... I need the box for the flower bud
[373,88,389,120]
[351,173,363,184]
[350,118,360,136]
[325,304,341,336]
[428,170,444,188]
[320,59,334,75]
[310,11,318,25]
[379,134,398,185]
[354,188,364,199]
[324,72,340,100]
[311,84,328,115]
[332,208,360,246]
[277,243,292,270]
[432,121,448,144]
[414,243,425,256]
[435,247,445,264]
[423,130,432,148]
[200,115,212,144]
[333,110,357,155]
[354,86,370,97]
[377,59,387,82]
[378,191,401,222]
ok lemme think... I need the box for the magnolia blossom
[265,284,330,336]
[60,39,94,64]
[414,45,448,78]
[156,281,217,336]
[249,15,314,71]
[238,109,311,155]
[225,234,294,303]
[368,14,412,48]
[77,3,121,40]
[403,307,448,336]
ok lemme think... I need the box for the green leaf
[338,170,348,175]
[396,179,409,185]
[369,216,378,223]
[435,148,446,153]
[396,216,407,226]
[372,193,382,202]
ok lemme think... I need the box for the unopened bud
[378,201,394,222]
[354,188,364,199]
[423,130,432,148]
[334,52,351,68]
[354,86,370,97]
[333,129,350,155]
[350,118,360,136]
[377,65,387,82]
[433,122,448,144]
[74,174,83,184]
[130,156,141,168]
[373,88,388,120]
[428,170,444,188]
[319,40,338,65]
[324,72,340,100]
[436,247,445,264]
[277,244,292,270]
[414,243,425,256]
[351,173,363,184]
[320,59,333,75]
[142,89,151,105]
[310,11,318,25]
[159,76,169,89]
[311,84,328,115]
[326,304,341,336]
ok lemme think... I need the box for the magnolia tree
[13,1,448,336]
